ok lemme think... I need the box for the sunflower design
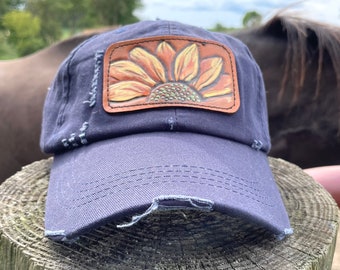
[103,37,239,113]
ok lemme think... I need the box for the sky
[135,0,340,29]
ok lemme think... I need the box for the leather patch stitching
[103,36,240,113]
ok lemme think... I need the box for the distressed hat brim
[45,132,292,242]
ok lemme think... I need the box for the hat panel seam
[56,35,100,127]
[55,57,71,127]
[256,64,268,141]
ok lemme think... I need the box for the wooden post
[0,158,339,270]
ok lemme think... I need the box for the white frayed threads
[45,230,66,237]
[61,121,89,149]
[117,195,214,228]
[79,122,89,144]
[276,227,294,241]
[84,50,104,107]
[251,140,263,151]
[168,117,175,130]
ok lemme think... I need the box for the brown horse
[0,33,101,182]
[1,15,339,183]
[234,14,340,168]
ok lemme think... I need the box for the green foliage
[0,0,25,17]
[89,0,142,26]
[3,10,40,39]
[26,0,64,44]
[0,0,143,58]
[0,31,18,59]
[25,0,142,43]
[242,11,262,28]
[209,23,237,33]
[2,10,45,56]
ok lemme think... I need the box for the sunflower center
[148,82,201,103]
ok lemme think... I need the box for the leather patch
[103,36,240,114]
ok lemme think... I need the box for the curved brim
[45,132,292,241]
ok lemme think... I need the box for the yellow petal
[108,81,151,102]
[157,42,176,81]
[110,60,155,86]
[193,57,223,90]
[202,87,232,98]
[174,44,199,81]
[201,74,233,98]
[130,47,167,83]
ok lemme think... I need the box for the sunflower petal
[110,60,155,86]
[157,42,176,81]
[193,57,223,90]
[130,47,167,83]
[108,81,151,102]
[201,74,233,98]
[174,44,199,81]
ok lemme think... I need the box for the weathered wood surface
[0,157,339,270]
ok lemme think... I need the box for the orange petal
[108,81,151,102]
[193,57,223,90]
[174,44,199,82]
[157,42,176,81]
[110,60,155,86]
[130,47,167,83]
[201,74,233,98]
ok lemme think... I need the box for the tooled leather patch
[103,36,240,113]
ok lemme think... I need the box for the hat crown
[40,20,270,155]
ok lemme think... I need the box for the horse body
[1,16,340,183]
[0,34,96,182]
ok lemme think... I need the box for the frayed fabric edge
[275,227,294,241]
[117,195,214,228]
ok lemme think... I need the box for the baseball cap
[40,20,293,242]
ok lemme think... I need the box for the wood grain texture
[0,157,339,269]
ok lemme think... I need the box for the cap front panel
[103,36,240,114]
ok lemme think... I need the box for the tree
[89,0,142,26]
[25,0,143,43]
[28,0,93,35]
[0,0,26,29]
[57,0,92,34]
[242,11,262,28]
[2,10,44,55]
[0,0,25,17]
[1,0,143,58]
[25,0,65,44]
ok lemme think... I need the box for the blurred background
[0,0,339,60]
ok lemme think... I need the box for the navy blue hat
[40,20,293,242]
